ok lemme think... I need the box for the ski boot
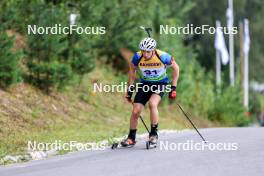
[120,137,136,147]
[146,134,158,149]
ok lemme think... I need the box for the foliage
[0,27,22,88]
[0,0,257,125]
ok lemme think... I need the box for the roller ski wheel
[146,135,158,149]
[111,142,119,149]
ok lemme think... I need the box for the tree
[25,2,72,92]
[0,27,22,88]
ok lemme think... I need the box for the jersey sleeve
[131,52,141,66]
[160,52,173,66]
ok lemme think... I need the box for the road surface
[0,127,263,176]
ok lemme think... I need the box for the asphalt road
[1,127,264,176]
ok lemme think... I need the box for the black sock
[128,129,137,140]
[150,123,158,136]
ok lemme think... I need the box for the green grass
[0,64,217,161]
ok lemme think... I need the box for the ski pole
[140,26,152,37]
[139,115,150,133]
[176,103,207,143]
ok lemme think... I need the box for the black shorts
[134,83,168,106]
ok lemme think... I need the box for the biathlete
[121,37,180,147]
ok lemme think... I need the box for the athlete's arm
[171,58,179,87]
[128,62,136,86]
[125,62,137,102]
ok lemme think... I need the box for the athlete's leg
[123,84,151,146]
[130,103,144,129]
[127,86,151,140]
[148,94,161,125]
[121,103,144,146]
[148,94,161,143]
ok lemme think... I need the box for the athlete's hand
[125,92,132,103]
[169,86,177,100]
[125,85,134,103]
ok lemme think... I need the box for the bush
[27,61,72,92]
[208,86,251,126]
[249,91,261,117]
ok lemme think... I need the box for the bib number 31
[144,70,158,75]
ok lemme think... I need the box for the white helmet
[139,38,156,51]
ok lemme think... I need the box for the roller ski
[146,134,158,149]
[111,137,136,149]
[146,123,158,149]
